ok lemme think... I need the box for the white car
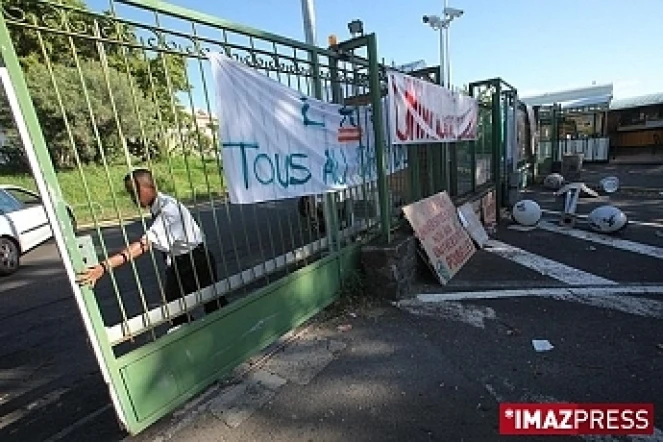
[0,185,76,276]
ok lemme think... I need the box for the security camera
[444,7,464,18]
[422,14,442,28]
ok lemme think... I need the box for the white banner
[208,52,407,204]
[387,71,478,144]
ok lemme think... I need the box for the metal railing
[0,0,506,434]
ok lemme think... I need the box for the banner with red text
[387,71,478,144]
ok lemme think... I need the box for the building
[607,93,663,162]
[522,84,613,165]
[523,85,663,164]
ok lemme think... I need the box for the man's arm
[101,237,150,272]
[76,237,151,287]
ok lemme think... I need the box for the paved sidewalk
[128,303,504,442]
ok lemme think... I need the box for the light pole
[301,0,317,45]
[422,4,464,88]
[422,4,464,193]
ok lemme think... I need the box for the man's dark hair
[124,168,155,187]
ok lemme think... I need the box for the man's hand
[76,264,105,288]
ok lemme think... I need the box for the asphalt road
[150,185,663,442]
[0,197,331,442]
[0,184,661,441]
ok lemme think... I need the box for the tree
[24,60,160,167]
[0,0,189,169]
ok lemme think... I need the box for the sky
[91,0,663,100]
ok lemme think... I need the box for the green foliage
[23,59,160,167]
[0,157,225,225]
[0,0,190,170]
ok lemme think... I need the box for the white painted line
[555,291,663,319]
[538,221,663,260]
[484,239,616,286]
[409,286,663,319]
[415,285,663,303]
[542,210,663,229]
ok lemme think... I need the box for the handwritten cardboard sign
[458,202,489,248]
[402,191,476,285]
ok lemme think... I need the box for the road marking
[408,286,663,319]
[542,210,663,229]
[415,285,663,302]
[1,388,69,431]
[538,221,663,260]
[484,240,616,286]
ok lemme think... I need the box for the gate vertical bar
[366,33,390,242]
[469,87,477,193]
[492,81,502,220]
[551,103,559,163]
[408,145,421,201]
[0,15,131,430]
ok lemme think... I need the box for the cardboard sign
[481,191,497,226]
[458,202,489,248]
[402,192,476,285]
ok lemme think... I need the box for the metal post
[433,67,447,195]
[551,103,559,163]
[441,0,452,193]
[438,27,446,88]
[301,0,340,253]
[366,33,391,243]
[301,0,317,46]
[444,0,451,88]
[469,84,477,193]
[492,82,502,220]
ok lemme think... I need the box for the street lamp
[348,19,364,38]
[422,4,464,88]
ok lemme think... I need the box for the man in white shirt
[77,168,227,329]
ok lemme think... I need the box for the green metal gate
[0,0,392,434]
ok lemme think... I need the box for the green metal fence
[0,0,396,434]
[0,0,514,435]
[404,74,507,214]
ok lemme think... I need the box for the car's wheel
[0,237,20,276]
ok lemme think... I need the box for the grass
[1,156,225,226]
